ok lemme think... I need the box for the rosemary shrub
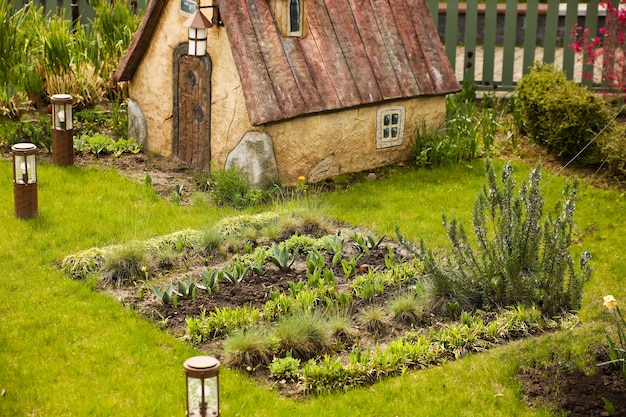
[427,161,593,315]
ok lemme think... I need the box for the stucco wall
[128,0,247,159]
[128,1,446,185]
[265,97,445,183]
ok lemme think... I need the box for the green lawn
[0,157,623,416]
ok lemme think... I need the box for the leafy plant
[366,232,386,250]
[515,62,610,160]
[248,249,267,277]
[306,248,325,274]
[350,232,369,255]
[269,354,302,381]
[200,267,221,294]
[207,165,262,208]
[177,275,197,299]
[148,281,179,307]
[171,181,184,205]
[384,245,395,269]
[324,234,344,266]
[341,255,361,279]
[222,260,249,283]
[186,305,262,340]
[268,243,298,271]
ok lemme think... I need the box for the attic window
[288,0,303,36]
[376,106,405,149]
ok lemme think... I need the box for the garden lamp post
[50,93,74,166]
[184,356,220,417]
[12,143,38,219]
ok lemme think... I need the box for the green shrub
[597,121,626,178]
[423,161,593,316]
[516,63,611,160]
[207,165,262,208]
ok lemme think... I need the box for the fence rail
[427,0,603,92]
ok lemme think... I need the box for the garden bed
[61,210,561,397]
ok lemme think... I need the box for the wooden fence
[10,0,605,92]
[9,0,147,26]
[427,0,604,92]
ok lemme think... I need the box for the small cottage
[115,0,461,186]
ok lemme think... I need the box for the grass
[1,156,625,416]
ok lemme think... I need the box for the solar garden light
[184,356,220,417]
[12,143,38,219]
[50,93,74,166]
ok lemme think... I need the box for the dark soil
[518,352,626,416]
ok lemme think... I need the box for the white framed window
[376,106,405,149]
[288,0,303,36]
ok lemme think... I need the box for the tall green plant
[425,161,593,315]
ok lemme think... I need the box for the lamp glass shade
[51,94,74,130]
[12,143,37,184]
[187,376,218,417]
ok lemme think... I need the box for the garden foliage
[420,161,593,316]
[515,63,611,161]
[570,0,626,95]
[0,0,140,117]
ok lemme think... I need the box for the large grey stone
[127,98,147,147]
[225,131,278,188]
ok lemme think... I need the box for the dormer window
[288,0,303,36]
[268,0,305,37]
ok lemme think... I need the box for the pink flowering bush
[570,0,626,96]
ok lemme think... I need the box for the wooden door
[174,48,211,170]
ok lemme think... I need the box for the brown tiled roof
[116,0,461,126]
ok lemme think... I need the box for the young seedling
[148,281,181,306]
[306,248,325,274]
[177,274,197,300]
[341,255,362,279]
[222,260,249,283]
[269,243,299,271]
[200,267,221,294]
[248,249,267,277]
[350,232,369,255]
[367,232,386,250]
[324,234,344,266]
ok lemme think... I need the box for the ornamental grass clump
[388,292,423,326]
[272,313,332,360]
[421,161,592,316]
[221,328,276,369]
[100,242,151,287]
